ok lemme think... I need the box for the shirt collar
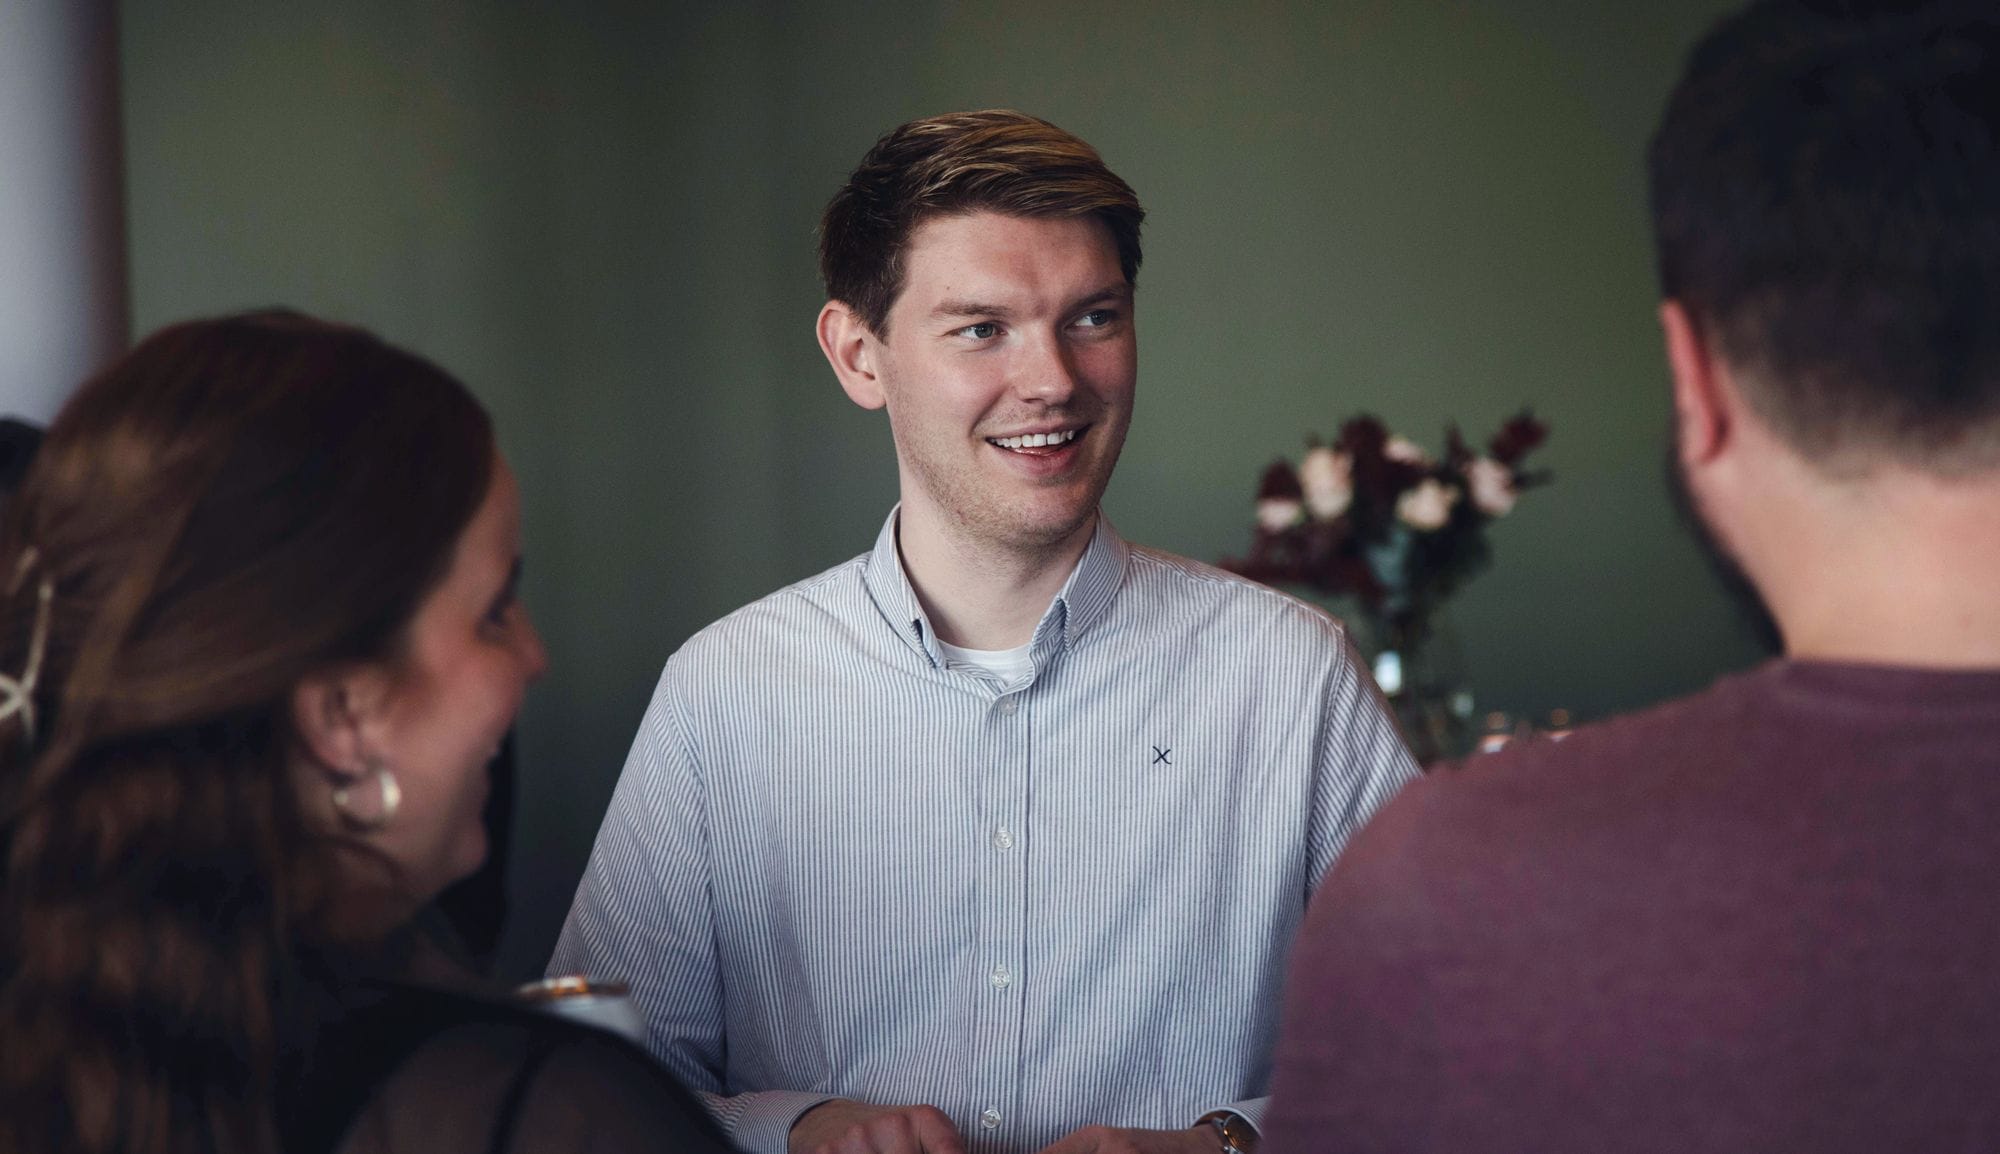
[861,506,1132,669]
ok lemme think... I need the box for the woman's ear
[290,666,388,776]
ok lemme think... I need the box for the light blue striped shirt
[550,510,1418,1154]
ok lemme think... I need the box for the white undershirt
[928,548,1084,692]
[935,637,1035,690]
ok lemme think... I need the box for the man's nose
[1014,334,1080,403]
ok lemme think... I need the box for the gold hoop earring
[331,758,402,832]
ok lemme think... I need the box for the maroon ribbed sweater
[1264,660,2000,1154]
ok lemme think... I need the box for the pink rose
[1395,478,1460,531]
[1299,446,1354,520]
[1257,497,1304,532]
[1467,457,1518,516]
[1385,435,1429,465]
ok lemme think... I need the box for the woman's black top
[278,981,734,1154]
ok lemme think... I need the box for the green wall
[119,0,1761,977]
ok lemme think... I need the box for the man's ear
[290,666,388,777]
[817,301,887,411]
[1661,299,1734,469]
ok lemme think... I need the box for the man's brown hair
[818,109,1145,335]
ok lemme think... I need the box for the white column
[0,0,127,422]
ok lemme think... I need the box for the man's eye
[1075,309,1116,329]
[960,322,1000,340]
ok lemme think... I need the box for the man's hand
[1034,1125,1219,1154]
[789,1099,969,1154]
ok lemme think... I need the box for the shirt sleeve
[1196,1097,1269,1133]
[1304,627,1422,892]
[546,672,835,1154]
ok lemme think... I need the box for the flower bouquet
[1223,411,1550,761]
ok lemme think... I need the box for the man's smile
[986,425,1088,456]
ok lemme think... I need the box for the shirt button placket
[975,688,1027,1150]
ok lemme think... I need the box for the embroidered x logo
[1152,746,1172,766]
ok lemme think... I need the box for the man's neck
[895,503,1096,651]
[1754,466,2000,669]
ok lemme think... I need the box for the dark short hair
[1649,0,2000,473]
[818,109,1145,335]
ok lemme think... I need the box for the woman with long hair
[0,312,729,1154]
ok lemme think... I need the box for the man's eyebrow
[930,299,1012,320]
[928,284,1134,321]
[1070,284,1135,310]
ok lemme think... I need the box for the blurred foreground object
[0,0,127,421]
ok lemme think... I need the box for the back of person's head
[1649,0,2000,475]
[0,311,493,1154]
[818,108,1145,335]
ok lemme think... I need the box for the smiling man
[551,110,1417,1154]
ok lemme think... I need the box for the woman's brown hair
[0,311,494,1154]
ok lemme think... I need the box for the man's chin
[987,499,1100,556]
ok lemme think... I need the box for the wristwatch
[1196,1110,1259,1154]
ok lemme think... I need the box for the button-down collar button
[992,826,1014,850]
[997,696,1018,716]
[989,963,1012,990]
[980,1108,1002,1130]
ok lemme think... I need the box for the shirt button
[989,964,1012,990]
[992,826,1014,850]
[980,1108,1002,1130]
[997,697,1018,716]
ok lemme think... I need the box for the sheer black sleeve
[288,985,735,1154]
[334,1020,734,1154]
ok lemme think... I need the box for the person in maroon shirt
[1261,2,2000,1152]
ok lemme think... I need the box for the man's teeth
[991,429,1080,450]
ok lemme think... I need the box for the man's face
[868,211,1136,556]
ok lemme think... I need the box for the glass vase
[1359,608,1473,767]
